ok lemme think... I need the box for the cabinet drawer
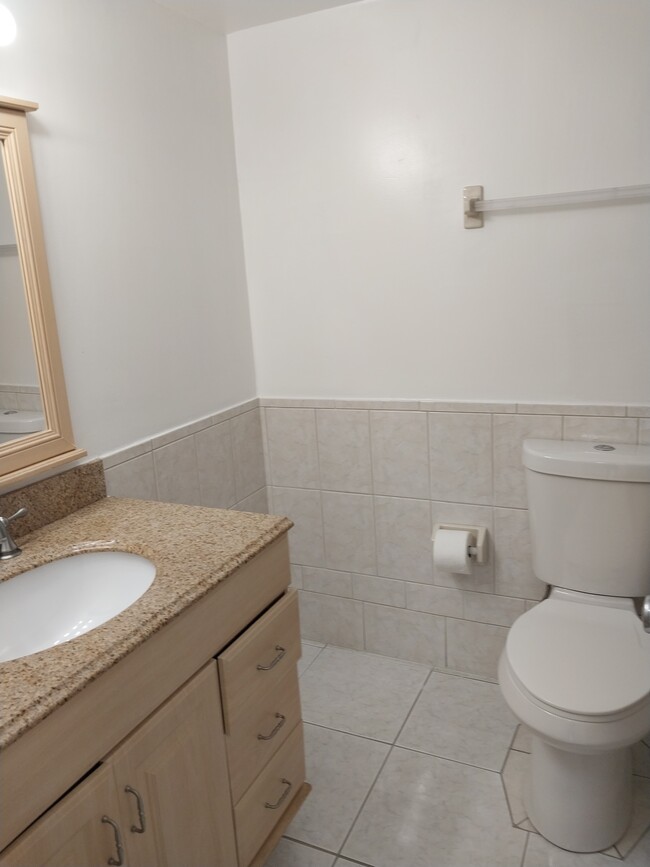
[218,590,300,730]
[227,668,302,803]
[233,723,305,867]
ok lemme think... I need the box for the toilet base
[526,735,633,853]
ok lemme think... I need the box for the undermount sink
[0,551,156,663]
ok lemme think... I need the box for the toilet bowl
[498,439,650,853]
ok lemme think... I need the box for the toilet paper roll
[433,529,473,574]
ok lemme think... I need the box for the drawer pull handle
[257,645,286,671]
[257,713,286,741]
[101,816,125,866]
[125,785,147,833]
[265,778,292,810]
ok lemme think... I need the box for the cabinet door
[0,764,125,867]
[109,661,237,867]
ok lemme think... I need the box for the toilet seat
[505,598,650,718]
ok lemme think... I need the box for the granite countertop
[0,497,292,749]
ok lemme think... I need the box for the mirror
[0,96,85,488]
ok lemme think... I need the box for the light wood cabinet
[0,537,308,867]
[0,663,237,867]
[109,662,237,867]
[0,763,122,867]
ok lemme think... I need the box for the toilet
[0,409,44,443]
[498,438,650,853]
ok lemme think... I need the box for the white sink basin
[0,551,156,663]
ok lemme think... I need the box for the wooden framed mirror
[0,96,85,488]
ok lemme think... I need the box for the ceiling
[154,0,365,34]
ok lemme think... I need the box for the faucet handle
[4,507,28,525]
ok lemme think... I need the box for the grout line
[335,743,394,858]
[279,837,340,861]
[519,831,531,867]
[391,667,435,747]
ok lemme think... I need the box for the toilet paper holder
[432,523,488,565]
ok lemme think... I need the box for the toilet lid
[506,599,650,716]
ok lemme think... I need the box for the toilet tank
[523,439,650,597]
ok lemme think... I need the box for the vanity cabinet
[0,662,237,867]
[0,535,308,867]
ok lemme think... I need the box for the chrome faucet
[0,507,28,560]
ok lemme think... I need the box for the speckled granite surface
[0,496,292,749]
[0,461,106,536]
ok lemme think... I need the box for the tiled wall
[260,399,650,681]
[0,385,42,412]
[103,400,268,514]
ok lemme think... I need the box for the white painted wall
[229,0,650,403]
[0,0,256,456]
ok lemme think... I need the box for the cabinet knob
[256,645,286,671]
[125,785,147,833]
[101,815,125,866]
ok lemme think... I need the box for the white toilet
[0,409,44,443]
[499,438,650,853]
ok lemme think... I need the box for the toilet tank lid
[523,439,650,482]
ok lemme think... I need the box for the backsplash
[261,399,650,680]
[0,461,105,535]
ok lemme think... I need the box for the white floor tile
[502,749,530,827]
[299,642,326,677]
[396,672,517,770]
[512,724,533,753]
[264,839,336,867]
[286,724,389,852]
[342,747,526,867]
[299,646,429,742]
[615,776,650,858]
[523,833,623,866]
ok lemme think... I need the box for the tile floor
[264,642,650,867]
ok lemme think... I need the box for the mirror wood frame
[0,96,85,489]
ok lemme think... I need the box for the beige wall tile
[153,436,200,505]
[363,603,445,667]
[628,406,650,418]
[316,409,372,494]
[640,420,650,445]
[231,408,266,500]
[494,508,547,600]
[405,583,463,618]
[352,574,406,607]
[302,566,354,597]
[420,401,516,413]
[517,403,626,416]
[370,411,429,498]
[562,415,639,444]
[232,486,269,514]
[446,618,508,680]
[266,407,320,488]
[374,496,432,583]
[105,453,157,501]
[298,590,364,649]
[322,491,376,575]
[462,591,525,627]
[270,486,325,567]
[103,440,152,470]
[493,414,562,508]
[429,412,492,505]
[195,420,236,508]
